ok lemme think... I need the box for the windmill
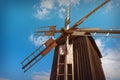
[21,0,120,80]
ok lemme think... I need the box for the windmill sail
[36,26,56,36]
[71,29,120,36]
[21,45,44,72]
[70,0,110,30]
[21,38,57,72]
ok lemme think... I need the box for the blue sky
[0,0,120,80]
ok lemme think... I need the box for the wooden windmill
[21,0,120,80]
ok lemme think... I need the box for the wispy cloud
[57,0,80,7]
[33,0,80,20]
[40,0,55,9]
[0,78,9,80]
[33,0,55,20]
[83,0,96,4]
[58,7,66,18]
[31,71,50,80]
[102,1,113,14]
[34,8,50,20]
[95,38,105,52]
[29,34,50,46]
[33,0,120,19]
[102,48,120,80]
[103,0,120,14]
[95,38,120,80]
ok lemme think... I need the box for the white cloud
[59,7,66,18]
[29,34,50,46]
[33,0,55,20]
[95,38,105,52]
[33,0,120,19]
[83,0,96,3]
[103,0,120,14]
[0,78,9,80]
[57,0,80,7]
[103,1,113,14]
[95,38,120,80]
[34,8,50,20]
[40,0,55,9]
[33,0,80,20]
[32,71,50,80]
[102,48,120,80]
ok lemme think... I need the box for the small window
[67,64,72,74]
[59,65,64,74]
[67,75,72,80]
[58,76,64,80]
[60,55,65,63]
[67,64,72,80]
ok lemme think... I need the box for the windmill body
[50,36,105,80]
[21,0,120,80]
